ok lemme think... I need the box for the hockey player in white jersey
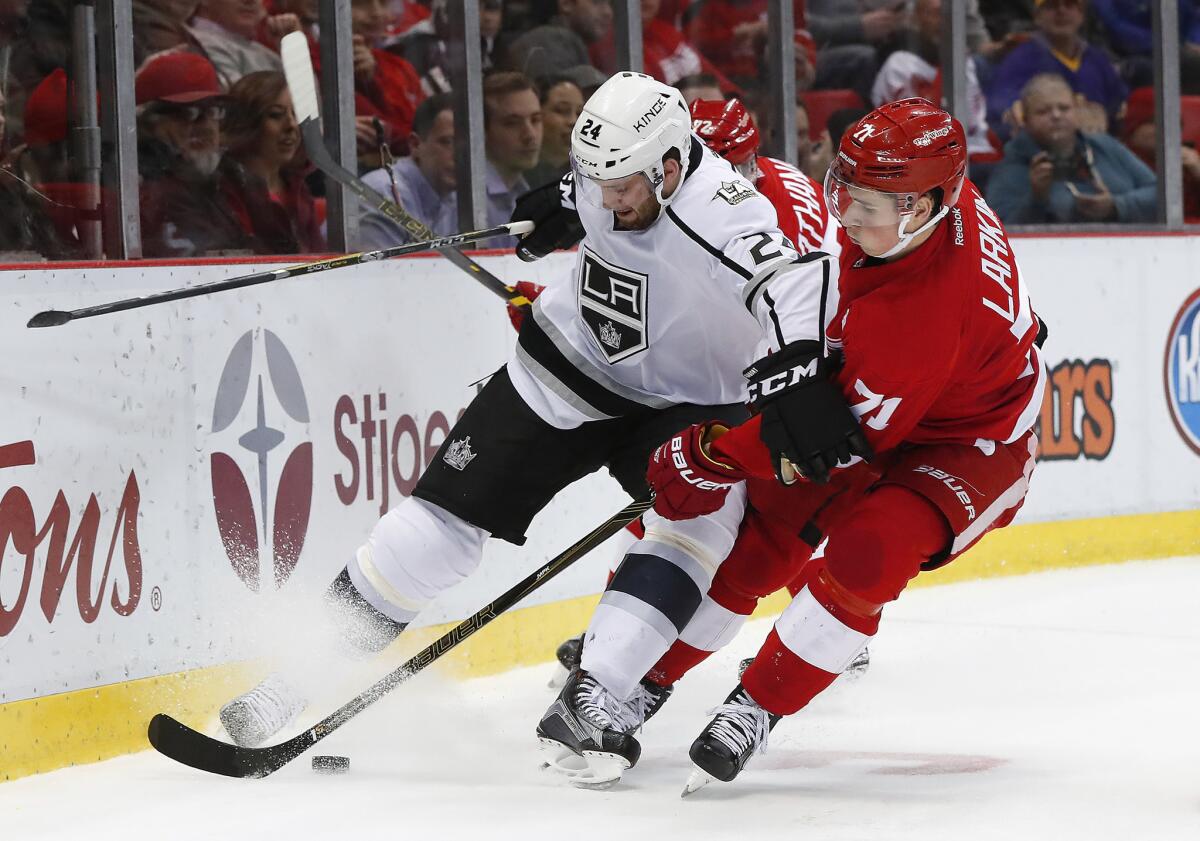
[219,72,867,753]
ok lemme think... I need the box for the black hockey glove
[510,173,584,262]
[745,341,874,485]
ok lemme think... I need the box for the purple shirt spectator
[1090,0,1200,56]
[986,35,1127,140]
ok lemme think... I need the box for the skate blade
[547,663,570,689]
[680,765,716,798]
[537,738,629,790]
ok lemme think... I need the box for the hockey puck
[312,755,350,774]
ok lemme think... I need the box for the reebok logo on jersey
[443,437,477,471]
[715,180,756,206]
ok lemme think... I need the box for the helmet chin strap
[877,204,950,259]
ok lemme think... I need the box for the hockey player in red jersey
[689,97,837,256]
[537,98,1047,791]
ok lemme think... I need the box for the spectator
[358,93,457,249]
[187,0,297,89]
[483,71,543,242]
[12,67,83,258]
[590,0,730,88]
[136,51,254,257]
[0,67,74,256]
[525,75,584,189]
[219,70,325,253]
[559,63,608,98]
[1121,86,1200,223]
[685,0,804,85]
[132,0,195,65]
[400,0,510,95]
[503,0,612,82]
[1091,0,1200,88]
[986,73,1156,225]
[744,90,815,174]
[986,0,1126,140]
[4,0,68,144]
[871,0,994,155]
[805,103,869,181]
[805,0,900,102]
[349,0,425,162]
[676,72,725,104]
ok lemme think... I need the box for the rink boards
[2,235,1199,780]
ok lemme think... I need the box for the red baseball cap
[135,52,223,106]
[24,68,69,147]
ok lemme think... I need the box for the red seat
[801,89,865,141]
[1181,96,1200,147]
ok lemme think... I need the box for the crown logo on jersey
[443,436,477,471]
[715,180,756,206]
[598,320,623,349]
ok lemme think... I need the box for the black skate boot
[537,669,671,789]
[682,684,780,796]
[547,632,585,688]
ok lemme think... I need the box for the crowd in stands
[0,0,1198,260]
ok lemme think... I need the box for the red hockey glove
[507,281,545,332]
[646,423,749,520]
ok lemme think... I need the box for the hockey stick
[279,32,530,309]
[147,495,653,779]
[25,220,532,328]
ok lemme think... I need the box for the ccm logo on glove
[746,357,819,401]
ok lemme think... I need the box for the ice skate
[682,684,779,796]
[536,669,672,789]
[547,632,585,689]
[219,674,308,747]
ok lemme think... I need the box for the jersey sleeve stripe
[665,206,754,280]
[762,289,787,347]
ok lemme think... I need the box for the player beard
[612,194,663,231]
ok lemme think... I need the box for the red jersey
[754,155,831,255]
[713,180,1046,477]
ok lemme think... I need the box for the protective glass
[822,168,916,229]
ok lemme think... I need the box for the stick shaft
[282,31,521,305]
[59,222,526,322]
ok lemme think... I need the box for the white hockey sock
[348,496,488,624]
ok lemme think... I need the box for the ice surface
[2,557,1197,841]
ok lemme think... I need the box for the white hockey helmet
[570,72,692,206]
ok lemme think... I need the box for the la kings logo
[579,247,649,363]
[715,180,756,206]
[442,436,477,470]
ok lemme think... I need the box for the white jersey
[508,137,837,429]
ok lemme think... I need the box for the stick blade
[280,31,320,124]
[26,310,72,328]
[147,713,293,779]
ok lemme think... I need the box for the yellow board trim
[3,508,1197,782]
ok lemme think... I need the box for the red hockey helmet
[690,97,760,167]
[824,98,967,256]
